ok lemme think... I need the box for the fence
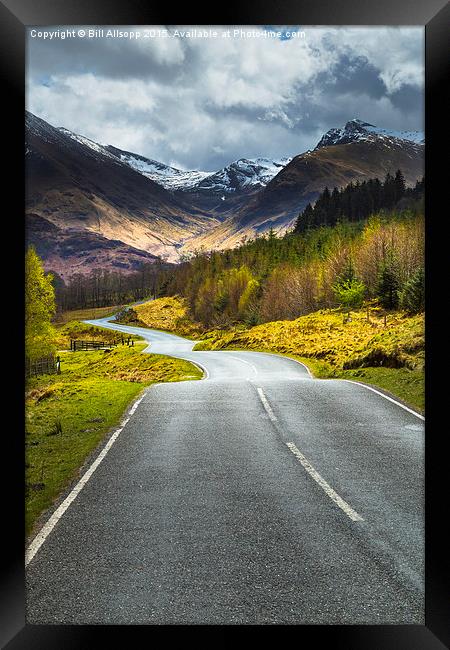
[70,337,134,351]
[25,354,60,378]
[70,339,117,351]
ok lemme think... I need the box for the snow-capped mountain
[104,146,291,194]
[316,119,424,149]
[25,111,221,271]
[26,111,424,273]
[104,146,212,190]
[183,118,424,255]
[188,157,292,195]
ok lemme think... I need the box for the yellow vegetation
[196,307,424,372]
[135,296,204,338]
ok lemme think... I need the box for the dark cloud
[26,27,424,171]
[389,84,424,114]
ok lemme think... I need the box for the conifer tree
[394,169,406,202]
[399,267,425,313]
[376,257,401,309]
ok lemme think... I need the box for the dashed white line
[257,387,278,422]
[285,442,364,523]
[25,394,146,566]
[228,355,258,376]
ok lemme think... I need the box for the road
[26,317,424,624]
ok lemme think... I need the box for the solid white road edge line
[257,387,277,422]
[342,380,425,421]
[286,442,364,522]
[25,394,146,566]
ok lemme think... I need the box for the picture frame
[1,0,448,645]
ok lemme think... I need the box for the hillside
[25,112,220,269]
[180,123,424,253]
[26,113,424,272]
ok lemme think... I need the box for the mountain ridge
[26,111,424,273]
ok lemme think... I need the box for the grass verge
[193,307,424,414]
[101,296,425,411]
[25,332,202,539]
[53,305,120,326]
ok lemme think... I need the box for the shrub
[114,307,138,323]
[332,278,366,312]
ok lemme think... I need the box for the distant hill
[26,113,424,273]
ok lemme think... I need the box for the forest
[50,171,425,328]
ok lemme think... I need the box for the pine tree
[399,268,425,313]
[294,203,314,233]
[382,172,396,208]
[376,257,401,309]
[394,169,406,202]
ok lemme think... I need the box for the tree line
[52,261,171,313]
[45,172,424,328]
[165,207,424,328]
[294,170,424,233]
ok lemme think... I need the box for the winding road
[26,317,424,624]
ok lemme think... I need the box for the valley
[26,113,424,276]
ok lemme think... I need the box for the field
[25,323,202,538]
[53,305,120,325]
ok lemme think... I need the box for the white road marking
[342,380,425,421]
[228,355,258,376]
[257,387,277,422]
[285,442,364,523]
[252,351,313,378]
[186,359,210,380]
[25,394,146,566]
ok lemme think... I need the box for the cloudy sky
[26,26,424,172]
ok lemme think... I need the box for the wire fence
[25,354,60,378]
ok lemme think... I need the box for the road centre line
[25,394,146,566]
[285,442,364,523]
[257,387,278,421]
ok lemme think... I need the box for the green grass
[54,320,141,349]
[53,305,120,325]
[25,336,202,538]
[133,296,205,338]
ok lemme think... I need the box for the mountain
[179,119,424,253]
[104,145,212,191]
[184,157,292,194]
[26,113,424,274]
[315,118,424,148]
[104,144,291,195]
[104,145,292,218]
[26,213,162,280]
[25,112,220,272]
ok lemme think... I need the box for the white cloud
[26,26,424,170]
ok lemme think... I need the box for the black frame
[2,0,448,646]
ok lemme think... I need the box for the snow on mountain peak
[191,156,293,194]
[315,119,424,149]
[28,112,291,193]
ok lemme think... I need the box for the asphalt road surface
[26,317,424,624]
